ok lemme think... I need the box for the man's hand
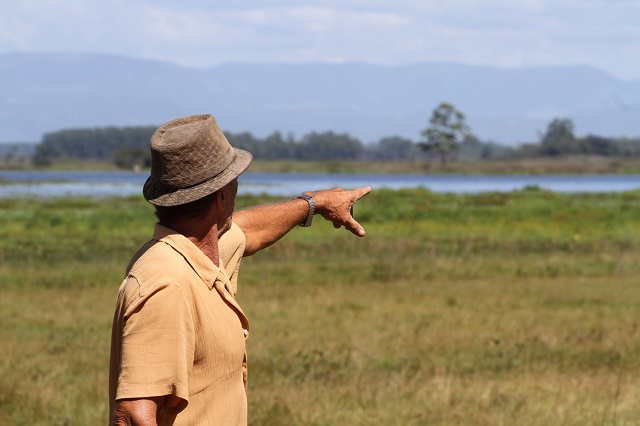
[305,186,371,237]
[112,395,184,425]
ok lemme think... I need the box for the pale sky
[1,0,639,80]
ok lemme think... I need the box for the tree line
[32,126,424,168]
[31,103,640,169]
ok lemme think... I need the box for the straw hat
[143,114,252,206]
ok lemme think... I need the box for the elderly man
[109,114,370,425]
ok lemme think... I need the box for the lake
[0,170,639,198]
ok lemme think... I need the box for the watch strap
[297,194,315,227]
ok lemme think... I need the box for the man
[109,114,370,425]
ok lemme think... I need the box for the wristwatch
[297,194,315,227]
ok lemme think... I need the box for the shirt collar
[152,223,230,290]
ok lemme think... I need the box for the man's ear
[214,189,225,210]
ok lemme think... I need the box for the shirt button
[244,329,249,337]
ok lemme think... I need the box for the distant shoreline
[2,157,640,175]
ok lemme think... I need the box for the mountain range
[1,52,639,145]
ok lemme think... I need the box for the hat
[143,114,252,206]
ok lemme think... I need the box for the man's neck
[162,219,221,266]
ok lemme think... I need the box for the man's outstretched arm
[233,186,371,256]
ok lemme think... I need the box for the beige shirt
[109,223,249,425]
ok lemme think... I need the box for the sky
[1,0,639,80]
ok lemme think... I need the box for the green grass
[2,189,640,424]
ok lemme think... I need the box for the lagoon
[0,170,639,198]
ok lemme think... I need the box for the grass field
[2,188,640,425]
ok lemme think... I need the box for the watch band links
[297,194,315,227]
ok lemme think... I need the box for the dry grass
[241,268,640,425]
[0,287,113,425]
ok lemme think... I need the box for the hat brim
[143,148,252,206]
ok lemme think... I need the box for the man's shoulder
[219,222,246,259]
[126,238,189,283]
[116,239,192,315]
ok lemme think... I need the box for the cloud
[0,0,639,79]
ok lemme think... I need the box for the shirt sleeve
[115,278,194,404]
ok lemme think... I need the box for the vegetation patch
[2,190,640,424]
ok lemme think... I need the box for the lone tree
[539,118,577,156]
[419,102,473,165]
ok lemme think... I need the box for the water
[0,170,639,199]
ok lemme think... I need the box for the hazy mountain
[1,52,639,145]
